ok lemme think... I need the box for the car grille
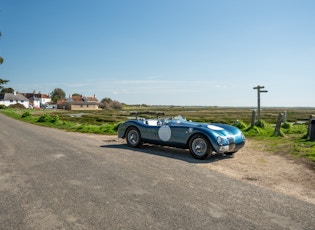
[229,143,236,151]
[228,136,235,151]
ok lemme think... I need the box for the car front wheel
[126,127,142,148]
[189,135,212,159]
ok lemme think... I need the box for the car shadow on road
[100,142,233,164]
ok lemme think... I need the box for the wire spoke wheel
[189,135,211,159]
[126,127,142,147]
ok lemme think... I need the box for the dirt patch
[200,140,315,205]
[84,133,315,205]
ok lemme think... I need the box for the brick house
[58,95,100,110]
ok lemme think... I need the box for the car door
[163,121,189,145]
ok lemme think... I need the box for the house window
[21,100,24,102]
[10,100,13,102]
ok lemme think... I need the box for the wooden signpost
[253,85,268,123]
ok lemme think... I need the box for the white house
[0,92,30,108]
[28,95,41,108]
[23,92,52,108]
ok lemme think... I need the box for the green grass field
[1,106,315,164]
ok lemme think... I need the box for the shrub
[51,115,59,123]
[8,103,25,109]
[244,123,274,137]
[101,100,123,110]
[233,120,247,130]
[245,126,261,136]
[37,114,52,122]
[281,122,291,129]
[62,121,74,127]
[21,111,32,118]
[110,100,123,110]
[255,120,266,128]
[284,124,307,135]
[0,105,6,109]
[37,114,60,123]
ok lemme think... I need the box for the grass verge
[1,108,120,135]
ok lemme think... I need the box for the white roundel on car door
[158,125,171,141]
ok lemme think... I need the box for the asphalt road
[1,113,315,230]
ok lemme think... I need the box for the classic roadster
[118,112,245,159]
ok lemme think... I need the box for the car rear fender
[118,121,141,138]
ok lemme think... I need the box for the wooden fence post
[283,111,287,123]
[274,113,283,136]
[307,115,315,140]
[251,110,256,127]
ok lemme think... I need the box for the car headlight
[217,136,224,145]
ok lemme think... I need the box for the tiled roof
[85,96,98,102]
[22,93,51,99]
[40,94,50,98]
[0,93,29,101]
[68,101,99,105]
[70,95,99,102]
[71,96,84,102]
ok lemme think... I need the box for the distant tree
[100,97,122,110]
[0,87,14,93]
[72,93,81,97]
[0,32,3,65]
[110,100,123,110]
[0,79,9,90]
[51,88,66,103]
[101,97,112,104]
[100,97,111,109]
[0,32,9,92]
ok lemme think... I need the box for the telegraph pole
[253,85,268,123]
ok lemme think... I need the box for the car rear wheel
[126,127,142,148]
[189,135,212,159]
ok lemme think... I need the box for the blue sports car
[118,111,245,159]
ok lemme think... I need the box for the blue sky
[1,0,314,107]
